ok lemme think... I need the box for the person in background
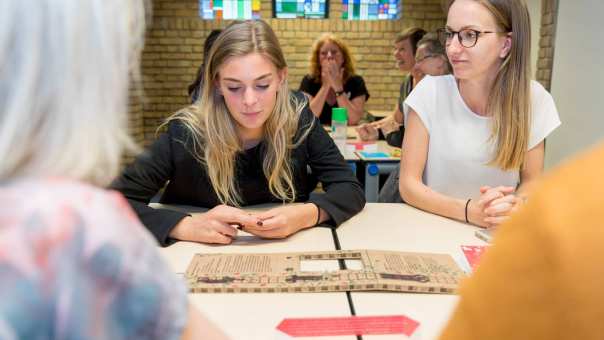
[440,142,604,340]
[414,33,452,78]
[399,0,560,228]
[188,29,222,103]
[377,33,452,203]
[0,0,226,339]
[299,33,369,125]
[356,27,426,143]
[112,20,365,247]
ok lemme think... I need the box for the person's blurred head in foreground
[0,0,144,185]
[0,1,229,339]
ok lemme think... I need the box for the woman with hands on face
[398,0,560,228]
[112,20,365,246]
[299,33,369,126]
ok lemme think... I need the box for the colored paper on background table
[347,141,378,151]
[461,245,488,272]
[276,315,420,337]
[358,151,390,158]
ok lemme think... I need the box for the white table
[157,205,355,340]
[336,203,487,340]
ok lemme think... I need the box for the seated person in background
[0,0,225,339]
[399,0,560,228]
[377,33,452,203]
[440,142,604,340]
[188,29,222,103]
[299,33,369,125]
[356,27,426,143]
[359,32,453,149]
[112,20,365,247]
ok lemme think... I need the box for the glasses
[437,28,506,48]
[415,54,440,63]
[320,49,341,57]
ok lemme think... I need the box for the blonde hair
[447,0,532,170]
[166,20,309,206]
[309,33,356,83]
[0,0,146,186]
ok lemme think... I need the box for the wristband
[465,198,471,223]
[310,203,321,226]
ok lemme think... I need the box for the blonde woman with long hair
[0,0,226,338]
[113,20,365,246]
[399,0,560,228]
[299,33,369,125]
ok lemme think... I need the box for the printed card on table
[460,245,489,272]
[276,315,421,339]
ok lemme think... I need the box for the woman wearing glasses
[399,0,560,228]
[299,33,369,125]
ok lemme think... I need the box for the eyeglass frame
[319,49,342,58]
[415,54,442,63]
[436,28,509,48]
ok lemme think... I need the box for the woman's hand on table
[468,186,517,228]
[356,123,379,141]
[481,186,524,226]
[243,204,323,239]
[356,115,401,141]
[169,205,262,244]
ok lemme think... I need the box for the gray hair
[0,0,146,186]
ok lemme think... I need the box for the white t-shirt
[403,74,561,199]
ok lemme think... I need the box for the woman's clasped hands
[170,204,320,244]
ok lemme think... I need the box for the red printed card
[461,245,489,272]
[277,315,420,337]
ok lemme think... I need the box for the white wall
[526,0,541,79]
[544,0,604,168]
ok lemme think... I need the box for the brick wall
[124,85,144,164]
[536,0,557,90]
[133,0,446,144]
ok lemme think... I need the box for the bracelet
[310,203,321,226]
[464,199,471,223]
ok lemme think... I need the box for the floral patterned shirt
[0,178,187,339]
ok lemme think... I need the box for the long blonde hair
[447,0,532,170]
[166,20,309,206]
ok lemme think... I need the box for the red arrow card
[276,315,420,337]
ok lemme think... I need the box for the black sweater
[112,94,365,246]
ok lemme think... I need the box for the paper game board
[185,249,465,294]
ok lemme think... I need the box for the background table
[336,203,487,340]
[356,141,400,202]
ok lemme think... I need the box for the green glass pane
[238,0,244,18]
